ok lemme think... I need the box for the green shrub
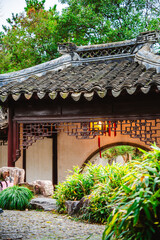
[0,185,33,210]
[103,145,160,240]
[80,183,111,223]
[54,164,106,212]
[53,163,128,221]
[54,144,160,232]
[102,145,143,163]
[81,164,128,223]
[53,166,96,212]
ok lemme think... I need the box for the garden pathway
[0,210,105,240]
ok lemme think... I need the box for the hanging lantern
[89,120,117,158]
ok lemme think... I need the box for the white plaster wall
[0,144,8,167]
[26,138,52,182]
[57,131,149,182]
[15,153,23,169]
[0,123,152,183]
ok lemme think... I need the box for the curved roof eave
[1,31,160,102]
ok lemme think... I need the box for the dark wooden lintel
[12,92,160,122]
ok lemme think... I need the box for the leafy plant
[25,0,45,12]
[103,144,160,240]
[81,164,129,223]
[53,166,96,212]
[0,1,60,73]
[59,0,160,45]
[102,145,143,164]
[1,0,160,73]
[53,162,128,222]
[0,185,33,210]
[54,144,160,234]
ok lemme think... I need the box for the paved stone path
[0,210,105,240]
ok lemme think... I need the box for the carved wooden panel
[16,119,160,154]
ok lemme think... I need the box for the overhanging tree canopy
[0,0,160,73]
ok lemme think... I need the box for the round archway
[82,141,150,168]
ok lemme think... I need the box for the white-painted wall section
[57,131,149,182]
[0,131,150,183]
[0,144,7,167]
[26,138,52,182]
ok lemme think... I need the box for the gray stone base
[30,197,58,211]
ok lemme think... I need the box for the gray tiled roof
[0,60,159,102]
[0,31,160,102]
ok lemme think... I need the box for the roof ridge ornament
[58,42,77,55]
[135,44,160,73]
[136,31,160,44]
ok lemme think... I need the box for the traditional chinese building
[0,31,160,183]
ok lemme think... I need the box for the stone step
[30,197,58,211]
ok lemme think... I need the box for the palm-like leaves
[103,145,160,240]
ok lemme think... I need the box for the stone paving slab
[0,210,105,240]
[30,198,58,211]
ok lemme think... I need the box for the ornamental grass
[0,185,33,210]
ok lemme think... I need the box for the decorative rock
[0,167,25,185]
[0,208,3,213]
[65,196,90,216]
[65,200,80,215]
[79,196,90,210]
[31,180,54,197]
[18,182,40,195]
[30,198,58,211]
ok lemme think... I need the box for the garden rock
[0,167,25,185]
[0,208,3,213]
[30,197,58,211]
[31,180,54,196]
[65,196,90,216]
[18,182,40,194]
[65,200,80,215]
[79,196,90,210]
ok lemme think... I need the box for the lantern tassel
[98,135,102,158]
[114,122,116,136]
[108,121,111,136]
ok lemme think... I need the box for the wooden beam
[8,108,15,167]
[52,133,57,186]
[13,121,17,162]
[23,149,26,182]
[13,92,160,121]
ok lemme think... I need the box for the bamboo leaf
[143,205,151,221]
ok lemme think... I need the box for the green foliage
[25,0,45,12]
[81,164,128,223]
[1,0,160,73]
[102,145,143,163]
[59,0,160,44]
[54,144,160,236]
[103,144,160,240]
[53,166,95,212]
[0,3,60,73]
[53,163,128,223]
[0,185,33,210]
